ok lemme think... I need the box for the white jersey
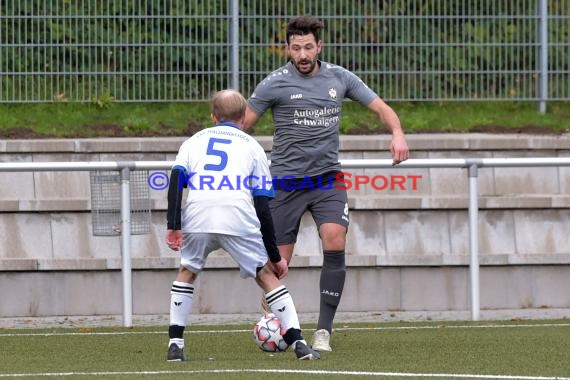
[172,122,274,235]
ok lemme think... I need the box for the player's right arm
[243,105,260,134]
[166,166,187,251]
[245,73,279,133]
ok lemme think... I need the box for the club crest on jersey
[328,87,337,100]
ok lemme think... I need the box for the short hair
[286,16,324,44]
[210,89,247,123]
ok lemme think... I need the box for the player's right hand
[271,258,289,279]
[166,229,182,251]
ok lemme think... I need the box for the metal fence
[1,0,568,105]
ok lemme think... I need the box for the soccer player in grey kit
[244,16,410,352]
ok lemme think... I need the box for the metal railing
[1,0,568,106]
[1,157,570,326]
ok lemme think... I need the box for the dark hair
[286,16,324,44]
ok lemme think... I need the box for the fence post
[538,0,548,114]
[120,166,133,327]
[230,0,240,91]
[468,163,480,321]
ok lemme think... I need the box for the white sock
[169,281,194,327]
[169,338,185,349]
[265,285,300,331]
[292,339,307,350]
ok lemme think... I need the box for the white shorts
[180,232,268,278]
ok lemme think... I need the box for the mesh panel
[90,170,151,236]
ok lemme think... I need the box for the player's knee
[255,264,278,289]
[176,266,197,283]
[320,229,346,251]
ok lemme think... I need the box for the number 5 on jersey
[205,138,232,171]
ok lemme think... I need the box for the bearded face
[287,34,322,76]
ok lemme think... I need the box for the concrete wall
[1,265,569,318]
[1,134,569,318]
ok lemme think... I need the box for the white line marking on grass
[1,323,569,337]
[0,369,569,379]
[338,323,570,331]
[0,330,244,337]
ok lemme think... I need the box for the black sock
[317,250,346,333]
[169,324,185,339]
[283,328,303,346]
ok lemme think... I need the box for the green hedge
[1,1,568,102]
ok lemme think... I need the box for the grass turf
[1,320,569,379]
[0,101,569,139]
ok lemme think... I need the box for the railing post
[230,0,239,91]
[120,166,133,327]
[538,0,548,114]
[468,163,480,321]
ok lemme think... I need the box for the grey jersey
[247,60,377,178]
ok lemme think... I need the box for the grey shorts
[180,232,267,278]
[269,180,349,245]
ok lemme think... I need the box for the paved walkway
[2,309,569,329]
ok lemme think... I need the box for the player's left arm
[253,196,280,262]
[368,97,410,165]
[250,144,286,277]
[253,196,287,279]
[343,68,409,165]
[253,195,289,279]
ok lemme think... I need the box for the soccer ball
[253,313,289,352]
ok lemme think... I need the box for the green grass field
[1,320,569,380]
[1,101,569,138]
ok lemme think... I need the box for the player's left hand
[270,258,289,279]
[391,132,410,166]
[166,229,183,251]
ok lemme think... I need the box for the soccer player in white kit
[165,89,320,361]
